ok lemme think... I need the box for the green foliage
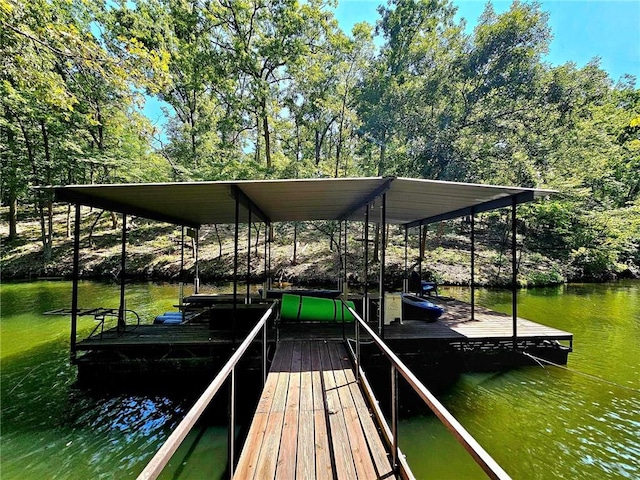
[1,0,639,281]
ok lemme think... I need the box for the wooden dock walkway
[234,340,398,480]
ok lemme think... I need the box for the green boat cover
[280,293,356,323]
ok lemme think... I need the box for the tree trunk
[261,98,271,168]
[66,204,72,238]
[214,224,223,257]
[110,211,118,229]
[292,223,298,265]
[40,120,53,261]
[8,197,18,240]
[88,210,105,245]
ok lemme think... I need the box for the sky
[334,0,639,83]
[143,0,640,132]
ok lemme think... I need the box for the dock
[75,296,572,384]
[234,340,396,479]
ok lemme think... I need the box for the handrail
[345,302,511,480]
[137,300,278,480]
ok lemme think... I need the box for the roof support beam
[338,177,395,221]
[404,190,535,228]
[54,188,200,228]
[230,185,271,224]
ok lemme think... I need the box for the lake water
[1,280,638,479]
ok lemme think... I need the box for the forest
[1,0,639,283]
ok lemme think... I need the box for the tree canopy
[1,0,638,279]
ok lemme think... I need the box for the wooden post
[70,203,81,362]
[118,213,127,332]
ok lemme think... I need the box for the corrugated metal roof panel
[44,177,553,226]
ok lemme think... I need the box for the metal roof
[46,177,553,228]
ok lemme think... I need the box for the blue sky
[334,0,639,83]
[143,0,639,132]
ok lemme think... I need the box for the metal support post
[391,364,399,471]
[118,213,127,332]
[471,211,475,322]
[343,220,348,341]
[229,368,236,478]
[364,205,369,323]
[418,223,423,282]
[246,205,252,304]
[511,198,518,350]
[262,321,268,386]
[70,204,81,362]
[403,226,408,293]
[263,222,268,298]
[180,226,185,278]
[268,223,272,291]
[194,228,199,293]
[233,191,240,346]
[379,194,386,338]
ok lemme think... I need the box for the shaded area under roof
[46,177,553,228]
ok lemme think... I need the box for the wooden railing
[345,302,512,480]
[136,301,278,480]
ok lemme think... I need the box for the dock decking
[234,340,397,480]
[77,297,571,349]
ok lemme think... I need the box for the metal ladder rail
[137,300,278,480]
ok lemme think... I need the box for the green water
[400,282,640,479]
[1,281,638,478]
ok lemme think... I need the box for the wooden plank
[327,342,379,480]
[253,342,294,480]
[311,342,334,480]
[319,341,358,480]
[297,341,316,480]
[337,344,396,479]
[234,342,291,479]
[275,342,302,479]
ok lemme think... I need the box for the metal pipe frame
[118,213,127,332]
[137,301,279,480]
[70,203,81,362]
[346,303,511,480]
